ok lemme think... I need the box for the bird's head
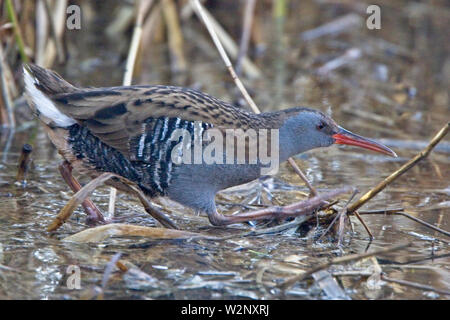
[279,108,397,159]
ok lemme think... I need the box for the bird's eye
[316,122,326,130]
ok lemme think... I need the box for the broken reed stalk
[197,188,352,242]
[191,0,258,113]
[352,210,374,239]
[59,161,105,224]
[102,253,122,289]
[16,144,33,182]
[398,211,450,237]
[348,122,450,213]
[35,0,48,66]
[50,173,116,231]
[122,0,152,86]
[5,0,28,63]
[235,0,256,76]
[287,158,318,196]
[380,274,450,296]
[109,0,153,217]
[191,0,318,197]
[64,223,203,243]
[280,242,410,289]
[0,44,16,127]
[188,2,261,79]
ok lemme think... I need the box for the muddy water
[0,1,448,299]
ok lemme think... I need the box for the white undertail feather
[23,66,76,127]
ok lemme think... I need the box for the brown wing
[50,85,262,157]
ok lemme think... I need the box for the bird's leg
[208,187,352,226]
[58,161,105,225]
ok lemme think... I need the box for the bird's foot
[208,187,353,226]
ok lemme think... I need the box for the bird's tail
[23,64,77,127]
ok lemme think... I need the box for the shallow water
[0,1,448,299]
